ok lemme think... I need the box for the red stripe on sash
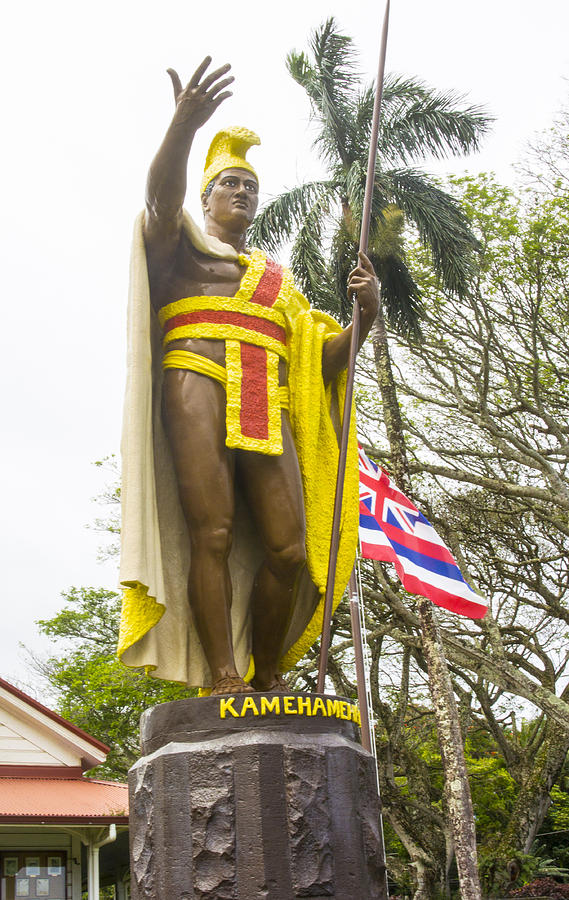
[250,258,284,307]
[164,309,286,345]
[239,259,283,443]
[239,344,269,440]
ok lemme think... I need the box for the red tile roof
[0,777,129,823]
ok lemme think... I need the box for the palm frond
[329,219,424,334]
[330,221,359,324]
[368,206,422,335]
[382,168,480,296]
[248,181,335,255]
[354,85,374,148]
[379,75,492,165]
[287,18,360,168]
[286,52,325,114]
[309,17,359,108]
[344,159,367,224]
[290,205,337,313]
[371,252,423,337]
[286,50,313,91]
[337,159,389,238]
[355,75,491,167]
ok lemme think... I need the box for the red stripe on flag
[239,344,269,440]
[397,573,488,619]
[359,542,396,566]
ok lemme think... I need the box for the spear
[317,0,391,694]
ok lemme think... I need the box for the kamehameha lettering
[219,694,361,726]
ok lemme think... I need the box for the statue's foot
[210,675,255,695]
[251,673,289,693]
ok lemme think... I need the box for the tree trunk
[443,827,454,899]
[413,859,437,900]
[384,801,443,897]
[485,721,569,895]
[419,599,482,900]
[371,304,482,898]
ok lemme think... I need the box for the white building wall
[0,684,106,769]
[0,721,65,766]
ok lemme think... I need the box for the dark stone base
[129,693,384,899]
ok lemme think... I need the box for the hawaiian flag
[358,446,487,619]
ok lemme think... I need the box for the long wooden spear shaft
[317,0,391,693]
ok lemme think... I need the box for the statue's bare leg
[237,413,307,690]
[162,369,253,693]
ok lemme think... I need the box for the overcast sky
[2,0,568,694]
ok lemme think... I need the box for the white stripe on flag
[396,555,485,605]
[411,521,449,548]
[359,525,391,548]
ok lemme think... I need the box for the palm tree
[249,18,491,488]
[250,18,490,332]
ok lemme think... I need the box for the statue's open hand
[166,56,234,130]
[347,252,380,325]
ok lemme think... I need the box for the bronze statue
[118,58,379,695]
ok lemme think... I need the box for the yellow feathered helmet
[200,126,260,196]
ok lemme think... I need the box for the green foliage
[536,770,569,871]
[548,787,569,832]
[36,587,191,780]
[465,739,517,842]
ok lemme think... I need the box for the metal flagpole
[351,561,390,898]
[348,570,373,753]
[317,0,391,694]
[355,557,379,769]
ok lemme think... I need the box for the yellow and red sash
[158,249,294,455]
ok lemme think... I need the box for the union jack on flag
[358,445,488,619]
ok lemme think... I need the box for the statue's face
[202,167,259,230]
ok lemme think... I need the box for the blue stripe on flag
[388,536,467,584]
[360,512,383,532]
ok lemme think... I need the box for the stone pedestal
[129,692,384,899]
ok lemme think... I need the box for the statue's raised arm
[143,57,234,257]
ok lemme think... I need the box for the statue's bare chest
[149,243,245,313]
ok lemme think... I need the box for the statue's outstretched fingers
[210,92,233,114]
[206,76,234,101]
[200,62,232,93]
[188,55,212,88]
